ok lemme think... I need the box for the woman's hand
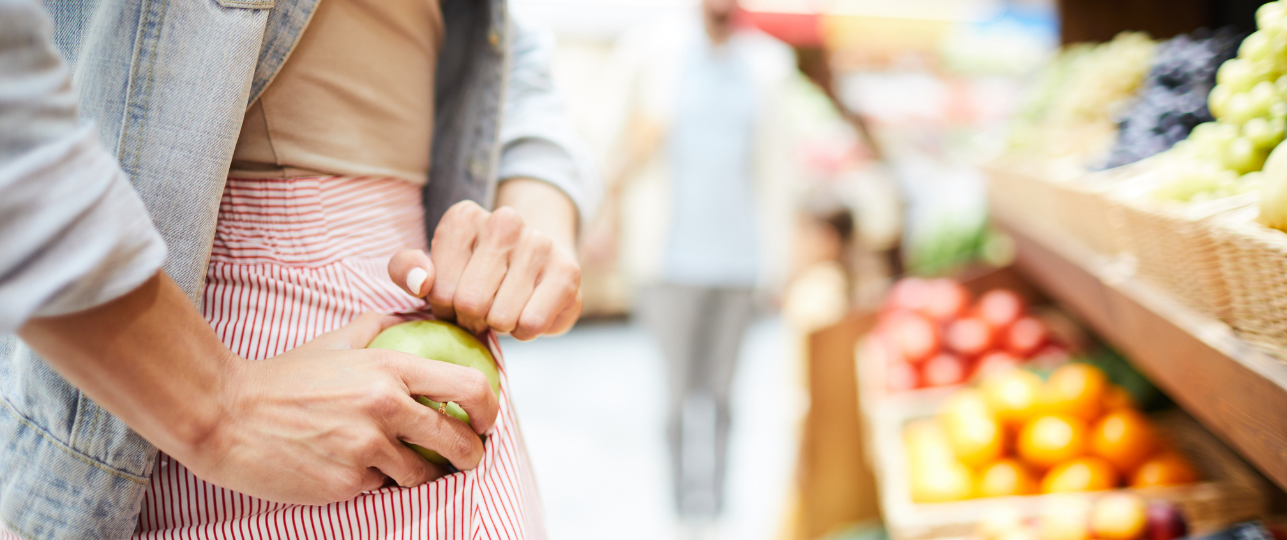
[20,274,499,506]
[389,193,582,341]
[199,312,500,504]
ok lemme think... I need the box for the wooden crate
[871,409,1266,540]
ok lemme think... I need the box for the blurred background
[500,0,1287,539]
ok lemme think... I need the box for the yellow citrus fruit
[1041,363,1108,421]
[945,412,1005,467]
[977,458,1039,498]
[1102,384,1136,412]
[942,388,995,422]
[911,458,976,503]
[982,369,1044,426]
[1090,492,1148,540]
[1018,414,1088,470]
[1089,409,1158,473]
[1130,451,1198,488]
[905,418,955,467]
[1041,456,1119,493]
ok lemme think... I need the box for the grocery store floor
[503,316,803,540]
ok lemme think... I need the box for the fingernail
[406,267,429,296]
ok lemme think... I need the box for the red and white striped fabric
[128,176,545,539]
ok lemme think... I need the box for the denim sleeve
[498,11,601,231]
[0,0,167,333]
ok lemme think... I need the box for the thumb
[298,312,406,351]
[389,249,435,298]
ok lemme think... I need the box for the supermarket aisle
[503,316,802,540]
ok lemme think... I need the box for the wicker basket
[1109,179,1256,322]
[875,409,1265,540]
[1213,207,1287,359]
[1048,162,1153,257]
[985,157,1086,228]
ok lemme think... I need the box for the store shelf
[992,204,1287,492]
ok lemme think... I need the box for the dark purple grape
[1102,27,1245,168]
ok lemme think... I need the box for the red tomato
[887,361,921,392]
[971,351,1022,380]
[922,353,969,387]
[889,312,940,363]
[919,279,972,321]
[976,289,1025,329]
[885,277,931,313]
[1005,316,1049,357]
[946,317,996,357]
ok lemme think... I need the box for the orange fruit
[1102,384,1136,412]
[1018,414,1089,469]
[942,388,994,422]
[1089,409,1158,472]
[911,458,976,503]
[1130,451,1198,488]
[1041,363,1108,421]
[945,412,1005,467]
[982,369,1044,426]
[1090,492,1148,540]
[1041,456,1120,493]
[977,458,1039,497]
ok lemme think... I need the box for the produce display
[905,362,1198,503]
[974,495,1189,540]
[1008,33,1156,165]
[1153,2,1287,202]
[1104,29,1242,168]
[877,277,1063,391]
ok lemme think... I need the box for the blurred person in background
[583,0,797,535]
[0,0,592,537]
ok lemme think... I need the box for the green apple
[366,320,499,464]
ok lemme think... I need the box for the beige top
[229,0,443,185]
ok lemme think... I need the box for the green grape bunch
[1156,2,1287,201]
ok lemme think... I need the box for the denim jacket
[0,0,594,537]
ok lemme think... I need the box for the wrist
[171,348,246,470]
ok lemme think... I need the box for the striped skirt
[131,176,545,539]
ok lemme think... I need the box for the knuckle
[518,313,548,336]
[526,233,554,260]
[449,430,478,462]
[453,291,489,318]
[354,433,387,463]
[358,384,401,418]
[459,369,491,398]
[337,471,367,496]
[486,208,524,242]
[485,310,517,333]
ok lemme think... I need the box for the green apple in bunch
[367,320,500,465]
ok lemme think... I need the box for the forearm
[496,177,578,254]
[18,272,239,465]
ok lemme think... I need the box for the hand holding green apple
[367,320,500,464]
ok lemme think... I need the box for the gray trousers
[636,283,756,518]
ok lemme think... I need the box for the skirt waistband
[211,176,427,267]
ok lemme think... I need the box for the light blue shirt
[663,35,760,287]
